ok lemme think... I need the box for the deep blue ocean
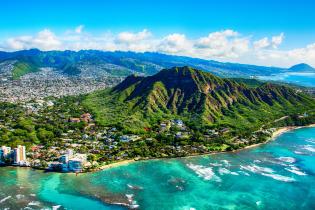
[1,127,315,210]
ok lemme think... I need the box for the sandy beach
[240,124,315,151]
[272,124,315,139]
[98,159,136,170]
[95,124,315,171]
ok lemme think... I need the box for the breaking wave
[285,166,307,176]
[303,145,315,152]
[218,168,239,176]
[277,157,296,164]
[187,163,222,182]
[240,164,295,182]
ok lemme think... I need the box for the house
[80,113,92,122]
[69,118,81,123]
[175,132,182,138]
[120,135,131,143]
[173,119,184,127]
[220,128,230,134]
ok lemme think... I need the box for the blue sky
[1,0,315,67]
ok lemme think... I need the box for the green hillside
[12,61,39,79]
[83,67,315,135]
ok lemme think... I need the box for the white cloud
[158,33,192,54]
[254,37,270,50]
[5,29,61,51]
[117,29,151,43]
[194,30,248,58]
[271,33,284,49]
[1,28,315,67]
[253,33,284,50]
[75,25,84,34]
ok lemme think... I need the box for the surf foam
[187,163,221,182]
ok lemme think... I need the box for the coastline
[271,123,315,141]
[98,159,136,170]
[92,123,315,171]
[2,124,315,173]
[238,123,315,151]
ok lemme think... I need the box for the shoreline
[236,123,315,152]
[90,123,315,171]
[2,124,315,173]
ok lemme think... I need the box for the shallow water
[1,127,315,209]
[258,72,315,87]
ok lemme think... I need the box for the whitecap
[285,166,307,176]
[294,151,304,155]
[126,194,134,202]
[277,157,296,163]
[241,164,294,182]
[306,139,315,144]
[0,196,11,203]
[240,164,274,174]
[130,204,140,209]
[52,205,61,210]
[221,160,231,166]
[187,163,221,182]
[16,194,25,199]
[261,172,295,182]
[218,168,239,176]
[127,184,143,190]
[256,201,262,206]
[303,145,315,152]
[238,171,250,176]
[230,171,239,175]
[209,162,223,167]
[28,201,41,206]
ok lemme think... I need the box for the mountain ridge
[288,63,314,72]
[0,49,298,79]
[83,66,315,133]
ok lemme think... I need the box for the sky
[0,0,315,67]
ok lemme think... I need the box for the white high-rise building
[14,145,26,164]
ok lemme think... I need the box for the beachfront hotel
[13,145,26,165]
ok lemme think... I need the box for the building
[57,150,87,172]
[68,159,84,172]
[172,119,184,127]
[80,113,92,123]
[70,118,81,123]
[66,149,74,157]
[0,146,11,162]
[120,135,131,143]
[59,154,69,164]
[68,153,87,172]
[13,145,26,165]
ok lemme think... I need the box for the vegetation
[0,49,297,79]
[84,67,315,135]
[1,66,314,166]
[12,61,39,79]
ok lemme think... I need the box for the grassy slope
[83,68,315,134]
[12,61,39,79]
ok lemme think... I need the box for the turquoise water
[1,127,315,209]
[258,72,315,87]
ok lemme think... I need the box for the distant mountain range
[0,49,313,79]
[287,63,315,72]
[83,66,315,132]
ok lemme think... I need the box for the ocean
[1,127,315,210]
[258,72,315,87]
